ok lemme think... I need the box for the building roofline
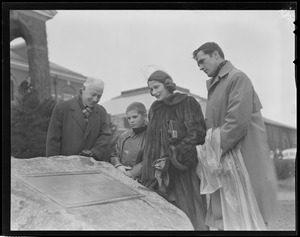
[11,43,87,81]
[263,117,296,130]
[112,86,206,101]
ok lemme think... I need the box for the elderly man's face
[82,85,103,107]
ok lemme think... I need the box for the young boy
[110,102,147,180]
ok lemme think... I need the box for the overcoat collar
[206,61,234,91]
[151,92,188,112]
[69,97,86,132]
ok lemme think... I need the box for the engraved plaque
[17,170,144,208]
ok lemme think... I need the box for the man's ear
[212,50,220,59]
[143,113,148,123]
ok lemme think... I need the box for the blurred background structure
[11,42,86,103]
[10,10,56,102]
[10,10,91,158]
[10,10,87,103]
[101,88,296,152]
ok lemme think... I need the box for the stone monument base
[11,155,194,230]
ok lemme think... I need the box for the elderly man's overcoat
[46,97,111,160]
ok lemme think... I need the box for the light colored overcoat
[205,61,278,223]
[46,97,111,160]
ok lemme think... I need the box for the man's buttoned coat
[46,97,111,161]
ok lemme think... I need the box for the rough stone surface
[11,156,194,230]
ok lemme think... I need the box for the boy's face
[126,110,146,129]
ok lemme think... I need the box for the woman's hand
[169,145,189,170]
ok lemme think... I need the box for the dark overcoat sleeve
[46,102,64,156]
[220,72,256,154]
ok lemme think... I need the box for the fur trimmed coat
[141,92,208,230]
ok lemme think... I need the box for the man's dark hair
[193,42,225,59]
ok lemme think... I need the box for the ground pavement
[208,177,296,231]
[267,177,296,231]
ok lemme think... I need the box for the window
[62,93,74,101]
[19,78,33,96]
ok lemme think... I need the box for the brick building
[11,42,86,103]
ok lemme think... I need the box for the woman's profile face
[148,80,172,101]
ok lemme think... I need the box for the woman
[141,70,208,230]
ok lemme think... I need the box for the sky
[41,9,296,127]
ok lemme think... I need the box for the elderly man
[192,42,278,226]
[46,77,112,161]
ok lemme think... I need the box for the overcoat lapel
[206,77,220,92]
[206,61,234,92]
[83,107,100,142]
[69,98,86,132]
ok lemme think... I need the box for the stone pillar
[10,10,56,102]
[27,42,51,101]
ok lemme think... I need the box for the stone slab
[15,170,144,208]
[11,155,194,230]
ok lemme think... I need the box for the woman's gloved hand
[169,145,192,170]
